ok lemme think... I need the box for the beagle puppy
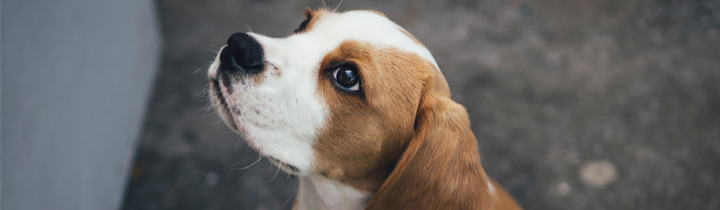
[208,8,522,210]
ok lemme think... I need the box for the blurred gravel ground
[122,0,720,209]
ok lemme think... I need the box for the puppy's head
[208,8,449,191]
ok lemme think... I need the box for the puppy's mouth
[268,157,301,175]
[210,77,239,131]
[211,79,227,108]
[210,76,302,175]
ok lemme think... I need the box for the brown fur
[312,39,522,209]
[489,179,523,210]
[294,7,324,34]
[209,8,522,209]
[307,9,521,209]
[365,60,494,209]
[398,27,425,47]
[249,71,267,85]
[366,10,388,18]
[314,41,425,192]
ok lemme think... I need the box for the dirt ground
[122,0,720,209]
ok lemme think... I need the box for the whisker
[203,47,222,54]
[227,154,264,170]
[193,63,211,74]
[267,165,282,183]
[233,136,244,152]
[274,172,291,188]
[240,21,254,33]
[282,179,298,206]
[230,165,259,194]
[198,104,215,121]
[334,0,344,12]
[192,86,210,101]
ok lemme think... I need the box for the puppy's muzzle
[219,33,264,75]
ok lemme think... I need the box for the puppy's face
[208,9,445,191]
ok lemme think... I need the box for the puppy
[208,8,522,210]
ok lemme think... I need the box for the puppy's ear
[366,73,494,210]
[304,6,313,19]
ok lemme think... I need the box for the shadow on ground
[122,0,720,209]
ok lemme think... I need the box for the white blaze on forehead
[288,11,440,69]
[298,10,438,69]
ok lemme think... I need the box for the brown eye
[293,18,310,34]
[332,67,360,91]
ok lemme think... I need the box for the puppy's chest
[295,175,371,210]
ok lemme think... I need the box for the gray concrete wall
[1,1,160,210]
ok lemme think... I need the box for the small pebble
[579,160,617,188]
[557,182,571,196]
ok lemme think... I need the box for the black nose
[219,33,264,75]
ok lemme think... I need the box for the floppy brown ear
[365,74,494,210]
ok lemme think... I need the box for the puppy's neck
[294,175,371,210]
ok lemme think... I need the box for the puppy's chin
[268,157,302,175]
[209,77,309,176]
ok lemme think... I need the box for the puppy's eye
[293,18,310,34]
[332,67,360,91]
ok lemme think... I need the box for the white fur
[209,10,436,175]
[211,42,325,175]
[295,175,371,210]
[488,180,496,196]
[207,47,223,80]
[209,10,436,208]
[298,11,438,69]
